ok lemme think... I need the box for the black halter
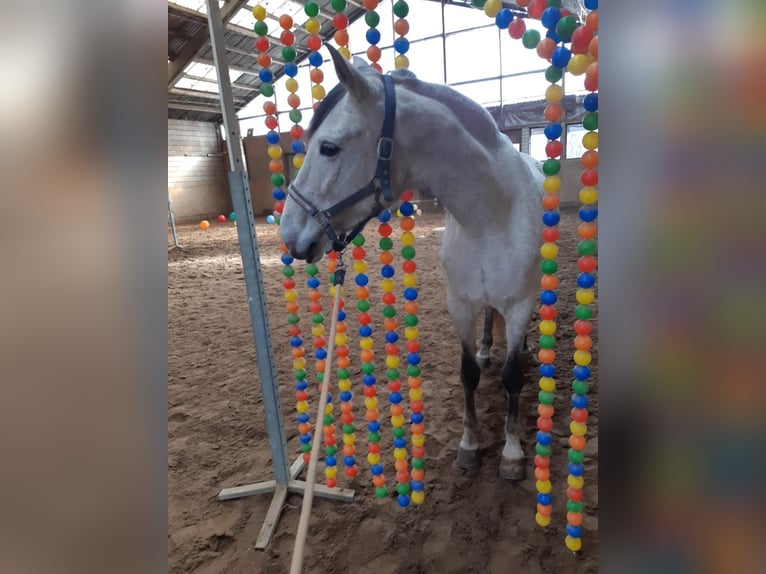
[288,74,396,253]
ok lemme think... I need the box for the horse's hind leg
[499,296,535,480]
[476,306,493,369]
[448,296,483,470]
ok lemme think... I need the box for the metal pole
[441,1,448,84]
[205,0,289,485]
[167,191,183,250]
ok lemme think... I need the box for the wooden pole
[289,277,344,574]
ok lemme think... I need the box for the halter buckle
[377,137,394,161]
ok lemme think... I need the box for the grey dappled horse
[279,46,544,480]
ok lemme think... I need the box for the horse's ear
[326,44,373,101]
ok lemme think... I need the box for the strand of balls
[564,2,598,554]
[302,3,326,103]
[330,0,351,60]
[376,208,409,505]
[392,1,410,70]
[399,190,426,505]
[350,232,385,496]
[252,6,314,465]
[363,0,383,72]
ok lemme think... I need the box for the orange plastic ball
[538,349,556,364]
[315,360,326,372]
[574,335,592,351]
[286,301,299,313]
[569,435,586,450]
[257,53,271,67]
[538,404,554,418]
[395,460,408,472]
[585,11,598,31]
[535,467,550,481]
[338,356,351,369]
[334,29,349,46]
[310,68,324,84]
[380,251,394,265]
[404,301,419,314]
[542,194,560,210]
[581,150,599,169]
[344,444,356,456]
[408,377,422,389]
[537,503,552,516]
[287,93,300,109]
[411,423,425,435]
[263,101,277,115]
[567,512,584,526]
[390,404,404,416]
[199,220,210,230]
[541,275,559,290]
[372,475,386,487]
[589,36,598,59]
[279,14,293,30]
[367,45,381,62]
[384,318,398,331]
[336,322,347,334]
[411,468,425,481]
[308,290,321,302]
[269,159,283,173]
[536,38,556,60]
[340,402,353,414]
[360,350,374,363]
[363,0,379,9]
[544,103,563,122]
[394,18,409,36]
[401,217,415,231]
[578,222,597,239]
[291,348,304,359]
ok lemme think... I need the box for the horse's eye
[319,142,340,157]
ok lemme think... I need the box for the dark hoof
[499,457,527,481]
[456,447,481,470]
[476,355,491,370]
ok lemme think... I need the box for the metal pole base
[217,457,355,550]
[167,243,185,252]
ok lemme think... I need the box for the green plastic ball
[287,313,300,324]
[392,427,405,438]
[412,457,425,469]
[311,313,323,324]
[535,443,552,457]
[304,2,319,17]
[324,414,333,425]
[545,65,563,84]
[331,0,347,11]
[555,16,577,41]
[471,0,486,7]
[567,500,584,513]
[289,109,302,123]
[543,158,561,175]
[386,368,400,380]
[383,306,396,318]
[260,83,274,97]
[325,445,337,456]
[368,431,381,442]
[393,0,410,18]
[357,300,371,312]
[522,29,541,50]
[539,335,555,349]
[282,266,294,277]
[401,246,416,259]
[305,263,319,276]
[407,365,421,377]
[572,380,590,395]
[362,362,375,374]
[568,448,584,463]
[300,443,312,453]
[294,369,307,381]
[396,483,410,495]
[352,234,365,246]
[365,11,380,27]
[538,391,554,405]
[282,46,296,62]
[337,368,350,380]
[253,21,268,36]
[583,111,598,131]
[574,305,593,320]
[541,259,558,275]
[342,423,355,434]
[271,172,284,186]
[578,239,596,256]
[379,237,393,251]
[375,486,388,498]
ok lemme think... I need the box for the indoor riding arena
[168,1,598,572]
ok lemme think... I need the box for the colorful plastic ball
[266,131,280,144]
[282,46,297,62]
[199,220,210,230]
[266,215,276,224]
[583,93,598,111]
[253,21,268,36]
[495,8,513,28]
[556,15,577,41]
[257,53,271,68]
[565,535,582,552]
[579,205,598,222]
[508,18,526,39]
[394,37,410,54]
[279,14,293,29]
[544,124,562,140]
[252,5,266,20]
[483,0,502,18]
[584,0,597,8]
[568,53,589,75]
[331,0,347,10]
[366,28,381,45]
[551,46,572,68]
[394,19,410,36]
[254,37,269,53]
[536,38,556,60]
[365,11,380,27]
[397,494,410,507]
[527,0,546,19]
[217,214,226,223]
[228,211,236,221]
[571,25,594,54]
[284,63,299,77]
[541,7,560,30]
[522,29,541,49]
[309,52,323,67]
[280,30,295,46]
[393,0,410,17]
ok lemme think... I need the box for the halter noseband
[288,74,396,253]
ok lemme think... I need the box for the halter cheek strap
[288,73,397,253]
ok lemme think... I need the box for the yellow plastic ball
[567,474,584,489]
[393,448,407,461]
[325,466,337,478]
[343,434,355,445]
[252,5,266,20]
[483,0,502,18]
[285,78,299,93]
[545,84,564,103]
[540,242,559,259]
[539,320,556,336]
[400,231,415,246]
[296,401,309,413]
[292,155,304,169]
[570,421,588,438]
[385,355,400,369]
[381,279,395,292]
[543,176,561,194]
[338,379,351,391]
[536,480,552,494]
[574,349,592,366]
[568,54,589,76]
[360,337,373,350]
[582,131,598,150]
[402,274,417,287]
[394,55,409,69]
[391,414,405,427]
[364,397,378,410]
[329,286,336,297]
[311,324,324,337]
[409,388,423,401]
[267,144,282,159]
[412,434,425,446]
[339,46,351,59]
[579,187,598,204]
[539,377,555,392]
[536,512,551,527]
[576,288,595,305]
[565,536,582,552]
[311,84,326,100]
[324,403,333,414]
[411,491,425,505]
[367,453,380,465]
[284,290,297,301]
[334,333,347,346]
[305,18,320,35]
[353,261,368,273]
[405,327,419,340]
[293,358,306,370]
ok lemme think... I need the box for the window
[566,124,587,159]
[529,127,548,161]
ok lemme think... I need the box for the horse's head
[280,45,397,262]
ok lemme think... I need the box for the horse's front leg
[476,306,493,369]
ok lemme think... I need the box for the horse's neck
[393,86,513,231]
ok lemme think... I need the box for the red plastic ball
[539,305,557,320]
[290,125,304,140]
[508,18,526,39]
[534,454,550,468]
[364,386,376,398]
[385,343,399,355]
[326,478,337,488]
[388,380,402,392]
[528,0,547,19]
[542,227,559,243]
[545,140,564,158]
[567,487,583,501]
[332,14,348,29]
[378,223,393,237]
[352,247,365,260]
[578,256,596,273]
[283,278,295,289]
[574,320,593,336]
[280,30,295,46]
[581,169,598,187]
[307,35,322,52]
[537,416,553,432]
[402,260,416,273]
[288,325,301,336]
[410,401,424,413]
[401,189,415,201]
[371,63,382,73]
[382,292,396,305]
[336,345,350,357]
[571,25,594,55]
[217,214,226,223]
[571,408,588,423]
[406,340,420,353]
[265,116,278,129]
[255,37,269,52]
[274,200,284,214]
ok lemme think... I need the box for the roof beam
[169,87,247,103]
[194,57,261,77]
[182,73,256,91]
[168,0,250,87]
[168,102,224,114]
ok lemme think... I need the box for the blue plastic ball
[394,437,407,448]
[399,202,414,216]
[579,205,598,222]
[299,434,312,444]
[267,215,276,224]
[344,456,356,467]
[315,348,327,360]
[368,420,381,432]
[298,413,310,423]
[381,265,395,278]
[394,37,410,54]
[536,431,552,446]
[308,52,323,67]
[571,393,588,409]
[290,336,302,347]
[542,211,560,226]
[573,365,591,381]
[295,380,308,391]
[272,188,286,200]
[551,46,572,69]
[566,524,582,538]
[339,391,352,402]
[537,493,553,505]
[541,7,561,29]
[544,123,563,140]
[584,0,597,9]
[371,464,383,475]
[229,211,236,221]
[495,8,513,29]
[307,278,320,289]
[337,310,346,321]
[397,494,410,507]
[407,353,421,365]
[284,63,298,77]
[355,274,369,286]
[378,209,392,222]
[546,29,561,44]
[568,462,584,476]
[258,69,273,83]
[385,331,399,343]
[281,254,293,264]
[404,287,418,300]
[540,290,557,305]
[325,456,337,466]
[291,141,305,154]
[577,273,596,289]
[540,364,556,377]
[583,93,598,112]
[389,392,402,404]
[411,412,424,424]
[363,375,376,386]
[411,480,424,491]
[266,130,280,144]
[366,28,381,45]
[359,325,373,337]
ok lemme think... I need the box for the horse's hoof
[476,354,491,369]
[456,447,481,470]
[499,457,527,481]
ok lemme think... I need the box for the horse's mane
[307,69,500,151]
